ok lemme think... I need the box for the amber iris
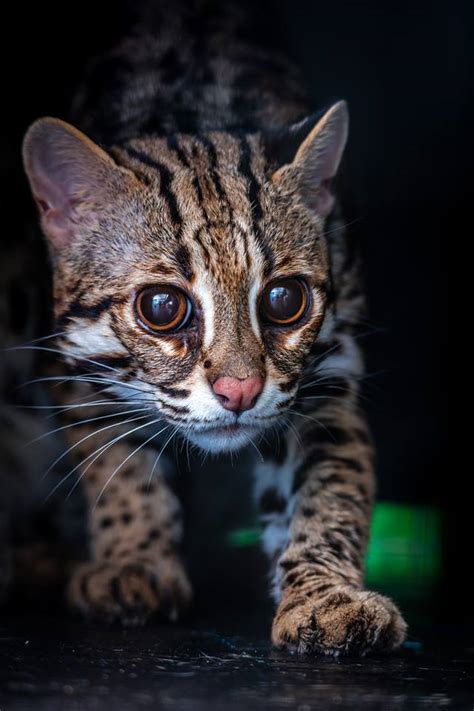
[136,286,191,332]
[260,278,308,326]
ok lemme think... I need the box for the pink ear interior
[22,118,116,248]
[303,180,335,217]
[293,101,349,218]
[29,158,76,246]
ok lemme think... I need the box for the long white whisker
[44,386,119,418]
[2,331,67,348]
[47,416,160,502]
[322,216,362,238]
[245,433,264,463]
[25,407,152,447]
[18,399,157,412]
[285,417,304,452]
[287,409,335,441]
[5,343,164,393]
[146,424,181,488]
[42,413,152,480]
[3,345,123,375]
[17,374,152,397]
[93,422,169,509]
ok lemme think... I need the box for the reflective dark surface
[1,610,473,711]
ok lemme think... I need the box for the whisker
[3,345,123,375]
[245,433,264,463]
[44,386,119,418]
[322,216,362,238]
[146,424,181,488]
[285,417,304,452]
[4,342,168,395]
[42,413,152,480]
[299,378,374,407]
[1,331,67,348]
[185,430,192,471]
[47,416,160,502]
[25,407,152,447]
[18,398,157,412]
[287,409,336,441]
[17,374,152,397]
[93,421,169,509]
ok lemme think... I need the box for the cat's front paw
[67,559,192,625]
[272,586,406,656]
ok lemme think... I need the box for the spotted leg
[60,399,191,624]
[255,379,407,656]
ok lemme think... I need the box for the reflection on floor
[1,611,473,710]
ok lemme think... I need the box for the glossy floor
[1,610,473,711]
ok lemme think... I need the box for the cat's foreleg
[63,418,191,624]
[256,390,406,656]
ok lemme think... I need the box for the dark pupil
[266,282,302,320]
[142,290,179,325]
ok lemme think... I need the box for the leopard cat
[11,0,406,655]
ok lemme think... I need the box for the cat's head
[22,102,348,453]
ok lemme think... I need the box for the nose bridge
[208,290,264,380]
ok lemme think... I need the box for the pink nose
[212,376,264,413]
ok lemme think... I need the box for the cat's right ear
[22,118,135,249]
[268,101,349,219]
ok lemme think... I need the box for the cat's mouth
[184,419,268,454]
[206,422,245,434]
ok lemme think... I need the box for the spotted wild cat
[14,0,406,654]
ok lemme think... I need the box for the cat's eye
[135,285,192,333]
[259,278,309,326]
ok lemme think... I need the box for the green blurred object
[226,503,442,599]
[227,527,261,547]
[365,503,442,599]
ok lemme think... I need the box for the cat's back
[73,0,309,144]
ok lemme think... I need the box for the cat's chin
[185,423,262,454]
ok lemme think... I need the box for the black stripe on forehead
[195,135,228,204]
[175,243,194,282]
[237,136,275,277]
[166,134,190,168]
[122,145,183,231]
[190,143,213,232]
[119,144,194,281]
[193,225,211,269]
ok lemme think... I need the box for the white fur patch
[184,374,227,419]
[194,276,215,349]
[187,425,256,453]
[66,318,127,359]
[248,278,263,342]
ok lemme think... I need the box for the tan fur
[13,1,407,654]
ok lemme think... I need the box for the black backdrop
[0,1,463,619]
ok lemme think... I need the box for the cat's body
[3,0,406,654]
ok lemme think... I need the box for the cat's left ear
[271,101,349,218]
[22,117,138,249]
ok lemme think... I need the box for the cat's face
[23,103,348,453]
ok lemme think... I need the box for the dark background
[0,1,463,619]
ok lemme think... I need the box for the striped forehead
[114,132,269,265]
[112,132,325,296]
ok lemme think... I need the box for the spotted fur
[13,0,406,653]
